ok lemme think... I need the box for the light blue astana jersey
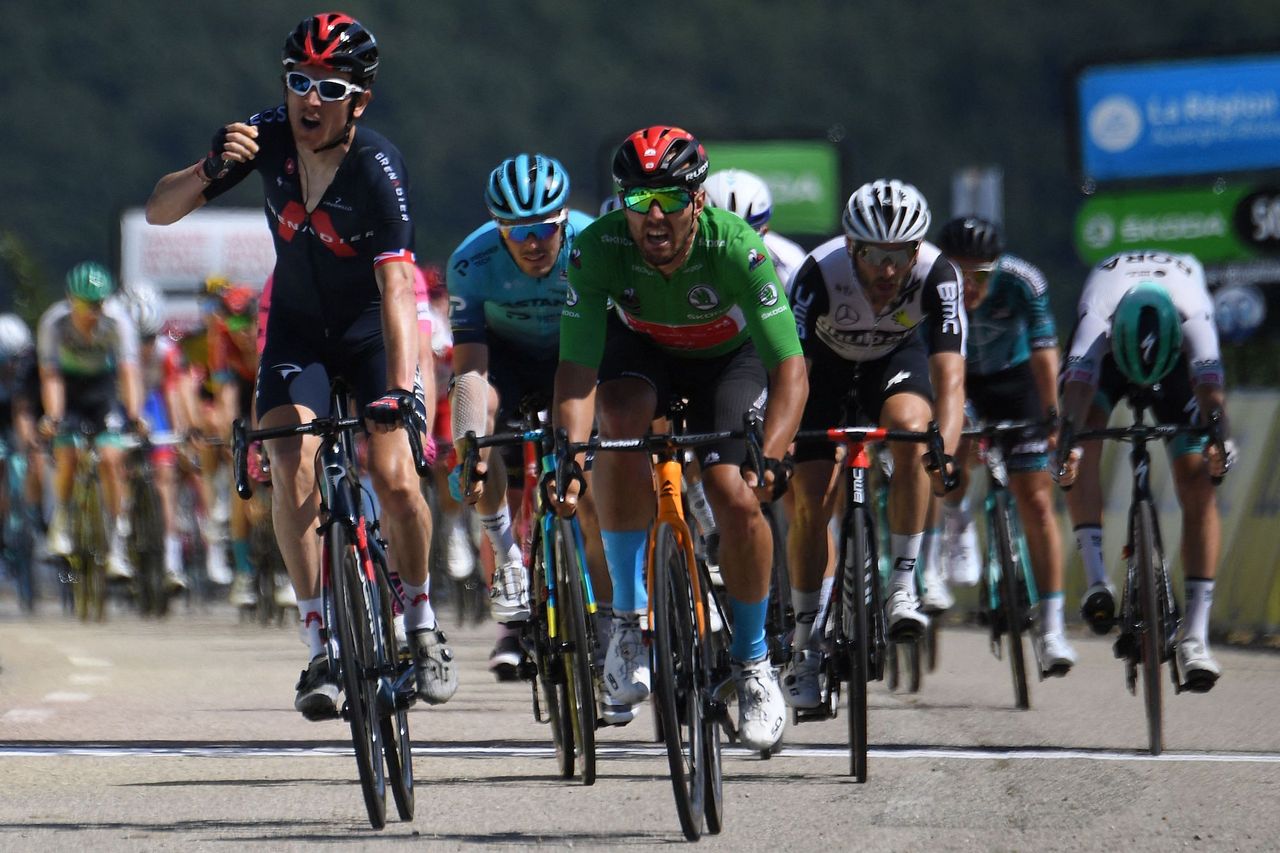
[446,210,594,357]
[965,253,1057,376]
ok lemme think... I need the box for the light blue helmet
[485,153,569,220]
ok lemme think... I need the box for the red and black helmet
[612,126,710,189]
[282,13,379,86]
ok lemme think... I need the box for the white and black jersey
[1063,250,1222,388]
[789,237,966,362]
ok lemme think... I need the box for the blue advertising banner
[1078,54,1280,182]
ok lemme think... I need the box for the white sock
[790,587,822,649]
[297,596,326,659]
[687,480,717,537]
[164,534,182,575]
[400,579,437,632]
[922,527,943,586]
[479,506,522,566]
[811,575,835,643]
[1183,578,1214,645]
[889,533,924,594]
[1040,593,1065,636]
[1074,525,1108,587]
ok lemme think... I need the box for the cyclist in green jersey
[549,126,808,750]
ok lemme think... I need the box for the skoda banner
[702,139,841,236]
[1077,53,1280,182]
[1074,183,1280,264]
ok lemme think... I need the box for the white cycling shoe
[489,558,531,622]
[1033,630,1077,678]
[1175,637,1221,693]
[884,587,929,640]
[603,620,650,706]
[735,659,786,751]
[782,648,823,709]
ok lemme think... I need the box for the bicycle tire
[130,471,168,619]
[377,572,414,821]
[994,491,1030,710]
[700,556,723,835]
[3,456,36,612]
[761,502,792,663]
[72,463,107,622]
[555,517,597,785]
[652,521,705,841]
[1135,500,1164,755]
[530,523,571,771]
[329,524,387,829]
[841,507,872,782]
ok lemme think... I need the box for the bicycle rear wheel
[652,521,705,841]
[330,524,387,829]
[700,558,724,835]
[841,507,874,782]
[555,517,597,785]
[530,524,572,772]
[1134,501,1164,755]
[72,471,107,622]
[994,492,1030,710]
[377,572,414,821]
[761,502,792,662]
[130,473,168,618]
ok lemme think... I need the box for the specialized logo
[1140,331,1158,364]
[757,283,779,307]
[748,248,768,271]
[886,370,911,388]
[275,362,303,380]
[565,284,579,307]
[687,285,719,311]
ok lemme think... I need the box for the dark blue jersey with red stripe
[202,105,415,342]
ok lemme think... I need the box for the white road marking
[0,709,56,724]
[68,673,109,686]
[67,656,113,668]
[0,743,1276,764]
[42,692,92,703]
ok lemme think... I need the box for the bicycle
[790,420,951,782]
[0,436,36,612]
[122,433,185,618]
[1058,400,1226,755]
[556,407,767,841]
[456,397,599,785]
[963,420,1050,710]
[232,383,429,829]
[58,425,112,622]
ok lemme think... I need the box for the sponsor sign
[703,140,841,235]
[119,207,274,295]
[1077,54,1280,181]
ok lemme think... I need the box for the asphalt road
[0,591,1277,851]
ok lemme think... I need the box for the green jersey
[560,207,802,370]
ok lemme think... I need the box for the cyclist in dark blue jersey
[145,12,457,718]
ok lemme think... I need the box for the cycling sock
[687,480,717,539]
[298,596,326,659]
[729,595,768,663]
[400,578,437,632]
[810,575,835,644]
[1183,577,1214,645]
[164,534,182,575]
[231,539,253,575]
[921,526,943,586]
[601,529,648,613]
[790,586,822,649]
[889,533,924,593]
[1073,524,1107,587]
[1041,592,1065,636]
[479,506,521,567]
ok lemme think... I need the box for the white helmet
[124,283,166,337]
[0,313,33,359]
[842,178,931,243]
[703,169,773,231]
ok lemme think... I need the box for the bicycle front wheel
[555,517,597,786]
[994,492,1030,710]
[652,521,705,841]
[1135,500,1164,755]
[839,506,873,781]
[330,523,387,829]
[377,572,414,821]
[72,471,107,622]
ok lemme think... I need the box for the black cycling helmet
[282,12,379,87]
[612,126,709,189]
[937,216,1005,262]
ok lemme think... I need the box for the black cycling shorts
[598,313,767,470]
[794,334,933,463]
[967,360,1048,473]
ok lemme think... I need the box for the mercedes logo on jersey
[835,304,859,326]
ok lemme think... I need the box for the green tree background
[6,0,1280,367]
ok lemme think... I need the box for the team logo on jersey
[687,285,719,311]
[893,309,917,328]
[275,362,303,380]
[619,287,641,311]
[886,370,911,388]
[835,304,859,326]
[565,284,579,307]
[448,295,466,318]
[757,283,779,307]
[570,247,582,269]
[748,248,768,271]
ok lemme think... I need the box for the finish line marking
[0,743,1277,764]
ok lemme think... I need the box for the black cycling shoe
[294,654,340,721]
[1080,582,1117,635]
[487,634,523,683]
